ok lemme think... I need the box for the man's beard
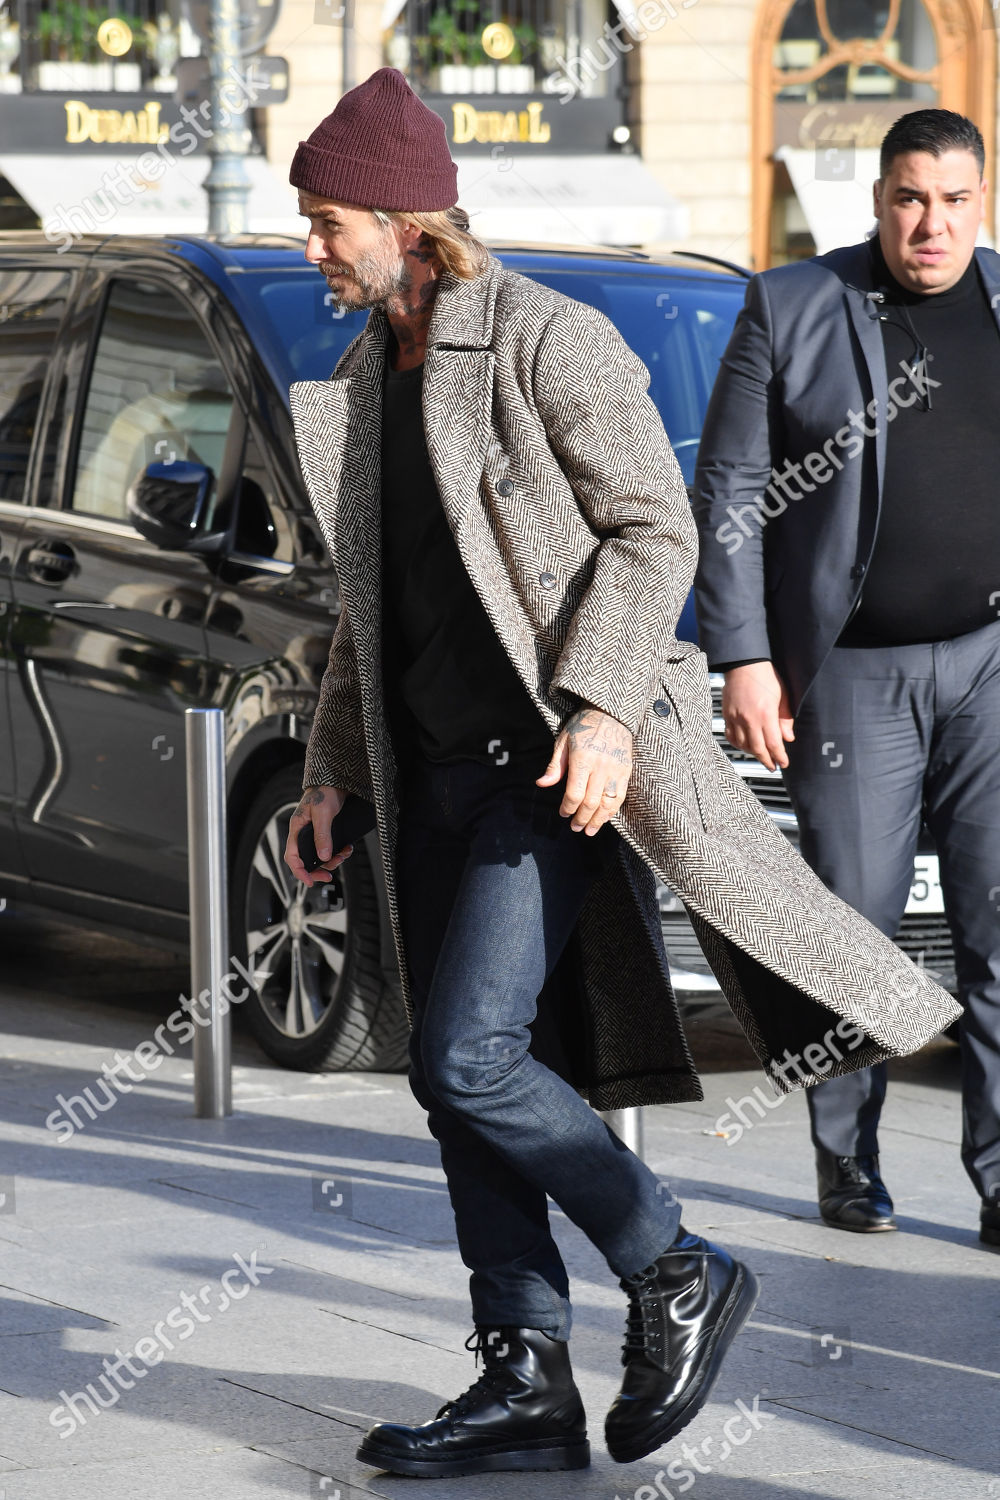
[321,231,409,312]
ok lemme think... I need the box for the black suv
[0,231,761,1071]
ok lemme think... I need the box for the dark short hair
[880,108,985,179]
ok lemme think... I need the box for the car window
[0,268,72,504]
[71,278,236,523]
[227,270,370,386]
[522,272,743,487]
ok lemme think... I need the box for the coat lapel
[290,320,387,661]
[422,257,503,538]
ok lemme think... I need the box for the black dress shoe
[355,1325,590,1478]
[604,1228,759,1465]
[980,1194,1000,1248]
[816,1148,897,1232]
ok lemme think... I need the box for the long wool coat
[289,253,959,1110]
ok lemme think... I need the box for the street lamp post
[203,0,252,233]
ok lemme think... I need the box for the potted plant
[36,3,148,91]
[415,0,489,93]
[495,19,536,93]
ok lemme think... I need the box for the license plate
[906,855,944,914]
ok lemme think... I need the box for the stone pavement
[0,915,997,1500]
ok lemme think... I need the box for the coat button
[539,572,557,589]
[653,698,671,717]
[496,478,514,495]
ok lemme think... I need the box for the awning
[1,146,683,248]
[0,152,302,239]
[777,145,994,253]
[456,154,688,247]
[776,145,880,254]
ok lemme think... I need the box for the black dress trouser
[782,621,1000,1202]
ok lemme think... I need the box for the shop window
[1,0,201,94]
[384,0,617,99]
[774,0,937,103]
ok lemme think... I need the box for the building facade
[0,0,997,266]
[269,0,1000,263]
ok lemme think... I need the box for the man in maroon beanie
[282,67,956,1481]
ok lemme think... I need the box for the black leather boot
[605,1229,759,1465]
[980,1193,1000,1248]
[816,1147,897,1232]
[356,1325,590,1477]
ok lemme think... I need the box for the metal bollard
[185,708,232,1118]
[601,1107,645,1159]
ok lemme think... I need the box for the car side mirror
[126,460,229,554]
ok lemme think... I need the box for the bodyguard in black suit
[693,109,1000,1249]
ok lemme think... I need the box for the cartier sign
[774,100,918,152]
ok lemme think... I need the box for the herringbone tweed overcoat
[289,252,959,1110]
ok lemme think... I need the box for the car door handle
[51,600,119,610]
[24,540,76,585]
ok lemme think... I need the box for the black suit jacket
[692,240,1000,712]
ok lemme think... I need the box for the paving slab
[0,914,997,1500]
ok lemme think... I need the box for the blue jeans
[395,752,682,1340]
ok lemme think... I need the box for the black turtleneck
[839,236,1000,646]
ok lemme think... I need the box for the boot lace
[620,1264,665,1365]
[618,1247,714,1366]
[435,1329,514,1420]
[838,1155,878,1183]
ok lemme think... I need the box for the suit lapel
[842,264,889,503]
[974,247,1000,336]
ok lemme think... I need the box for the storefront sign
[0,92,212,152]
[64,98,169,146]
[452,100,551,145]
[775,100,919,152]
[424,94,615,154]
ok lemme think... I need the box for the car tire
[230,767,409,1072]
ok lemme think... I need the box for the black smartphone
[297,795,377,873]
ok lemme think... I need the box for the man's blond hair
[372,205,489,280]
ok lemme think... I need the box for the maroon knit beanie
[289,67,458,212]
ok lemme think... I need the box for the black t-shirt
[380,356,552,765]
[839,237,1000,646]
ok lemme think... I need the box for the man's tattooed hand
[537,705,635,835]
[283,783,350,887]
